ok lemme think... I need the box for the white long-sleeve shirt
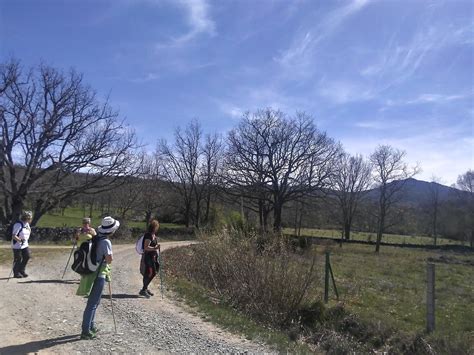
[11,222,31,250]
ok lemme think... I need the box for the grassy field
[164,238,473,351]
[284,228,465,246]
[36,206,181,229]
[314,243,473,336]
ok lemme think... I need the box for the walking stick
[7,260,14,282]
[158,248,164,299]
[108,280,117,333]
[62,241,77,279]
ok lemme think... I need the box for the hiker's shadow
[102,293,140,299]
[19,279,80,284]
[0,334,80,354]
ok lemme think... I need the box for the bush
[166,229,321,327]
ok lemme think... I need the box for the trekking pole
[158,247,164,299]
[62,241,77,279]
[6,260,14,282]
[108,280,117,333]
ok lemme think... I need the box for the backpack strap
[12,220,24,244]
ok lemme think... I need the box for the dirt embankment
[0,242,272,354]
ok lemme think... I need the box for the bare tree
[224,112,273,231]
[455,170,474,247]
[139,152,165,225]
[370,145,420,252]
[225,109,341,232]
[425,176,443,246]
[329,153,372,240]
[0,60,139,226]
[201,133,223,225]
[158,120,222,228]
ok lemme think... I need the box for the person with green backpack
[78,216,119,340]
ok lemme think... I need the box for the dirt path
[0,242,273,354]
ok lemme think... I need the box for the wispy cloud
[406,93,470,105]
[318,80,374,104]
[214,100,245,119]
[275,0,371,70]
[156,0,215,49]
[360,23,472,93]
[342,120,473,184]
[130,72,160,83]
[380,93,471,108]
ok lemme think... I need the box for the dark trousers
[13,247,30,275]
[142,252,158,290]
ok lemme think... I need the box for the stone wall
[1,226,195,243]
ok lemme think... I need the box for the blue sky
[1,0,472,185]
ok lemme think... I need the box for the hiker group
[8,212,162,340]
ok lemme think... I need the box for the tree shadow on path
[0,334,80,354]
[18,279,79,284]
[101,293,140,299]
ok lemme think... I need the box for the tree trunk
[89,201,94,219]
[297,205,303,237]
[204,192,211,225]
[294,203,298,236]
[184,203,191,228]
[344,222,351,240]
[263,206,269,233]
[145,210,152,226]
[195,200,201,229]
[273,201,282,233]
[375,213,385,253]
[10,196,24,224]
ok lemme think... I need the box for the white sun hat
[98,216,120,234]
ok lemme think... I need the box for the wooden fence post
[426,263,435,333]
[324,251,330,303]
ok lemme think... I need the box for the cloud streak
[156,0,215,48]
[275,0,371,70]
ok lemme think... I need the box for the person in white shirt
[11,210,33,278]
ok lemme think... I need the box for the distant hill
[366,178,465,205]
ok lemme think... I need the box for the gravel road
[0,242,273,354]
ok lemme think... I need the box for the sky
[0,0,473,185]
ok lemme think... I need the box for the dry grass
[165,231,474,353]
[166,231,320,327]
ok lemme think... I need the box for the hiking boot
[20,271,28,278]
[90,326,99,335]
[80,332,96,340]
[13,274,23,278]
[146,289,154,296]
[139,289,150,298]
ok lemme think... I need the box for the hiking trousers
[13,248,30,275]
[142,251,159,291]
[82,277,105,334]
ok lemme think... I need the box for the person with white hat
[11,211,33,278]
[80,216,119,340]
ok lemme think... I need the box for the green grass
[36,206,182,229]
[164,240,473,351]
[284,228,465,246]
[316,243,474,336]
[165,275,316,353]
[0,247,65,266]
